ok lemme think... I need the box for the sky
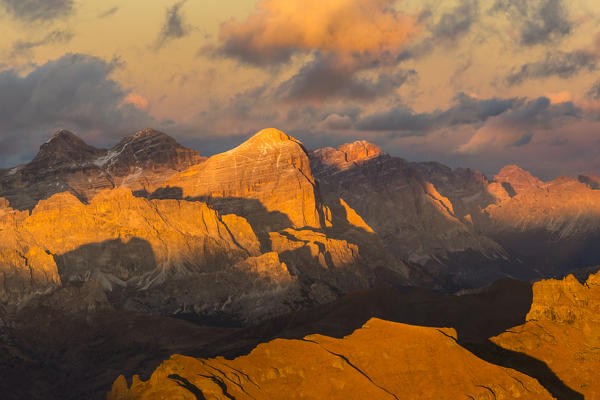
[1,0,600,179]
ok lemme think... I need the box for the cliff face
[481,176,600,238]
[0,188,296,321]
[493,271,600,399]
[310,142,504,267]
[167,128,324,231]
[108,318,551,400]
[0,131,390,324]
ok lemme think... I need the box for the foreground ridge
[108,318,552,400]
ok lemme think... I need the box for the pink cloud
[218,0,419,64]
[123,93,149,110]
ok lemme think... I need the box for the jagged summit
[493,164,543,195]
[338,140,384,162]
[98,128,204,175]
[27,129,104,173]
[309,140,386,175]
[167,128,323,229]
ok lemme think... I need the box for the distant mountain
[2,127,600,399]
[0,128,204,210]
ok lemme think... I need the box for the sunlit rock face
[109,318,552,400]
[0,129,204,210]
[310,142,504,266]
[493,271,600,399]
[0,187,302,322]
[0,130,388,324]
[492,165,543,196]
[481,176,600,238]
[167,128,325,231]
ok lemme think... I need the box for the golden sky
[1,0,600,177]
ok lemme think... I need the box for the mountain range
[1,127,600,399]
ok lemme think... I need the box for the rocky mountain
[309,142,504,269]
[109,269,600,400]
[3,127,600,399]
[0,129,204,210]
[109,318,551,400]
[0,129,409,326]
[491,270,600,399]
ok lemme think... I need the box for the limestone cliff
[0,188,301,321]
[482,176,600,238]
[166,128,324,231]
[109,318,552,400]
[493,270,600,399]
[310,142,504,266]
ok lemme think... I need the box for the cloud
[11,30,73,57]
[0,0,74,22]
[318,113,354,130]
[275,54,416,101]
[430,0,479,42]
[587,79,600,99]
[545,90,571,104]
[98,6,119,19]
[356,93,517,134]
[491,0,572,46]
[457,97,580,153]
[505,50,597,86]
[217,0,419,65]
[124,93,149,110]
[0,53,154,166]
[512,132,534,147]
[155,1,189,49]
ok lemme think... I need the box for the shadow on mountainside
[138,186,295,252]
[203,278,583,400]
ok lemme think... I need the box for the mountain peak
[338,140,384,163]
[44,129,87,146]
[245,128,297,147]
[493,165,542,196]
[102,128,204,175]
[26,130,103,173]
[131,128,168,139]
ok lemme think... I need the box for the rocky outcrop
[109,318,552,400]
[310,142,503,266]
[166,128,324,231]
[579,173,600,189]
[492,271,600,399]
[0,129,203,210]
[411,161,497,219]
[492,165,543,196]
[482,176,600,238]
[0,188,302,322]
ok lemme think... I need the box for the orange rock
[167,128,324,230]
[109,318,552,400]
[493,271,600,399]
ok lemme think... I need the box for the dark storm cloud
[11,30,73,56]
[512,132,534,147]
[587,79,600,99]
[155,1,189,48]
[275,55,416,101]
[431,0,479,42]
[0,53,153,167]
[356,93,517,133]
[491,0,572,46]
[98,6,119,19]
[0,0,74,22]
[505,50,597,86]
